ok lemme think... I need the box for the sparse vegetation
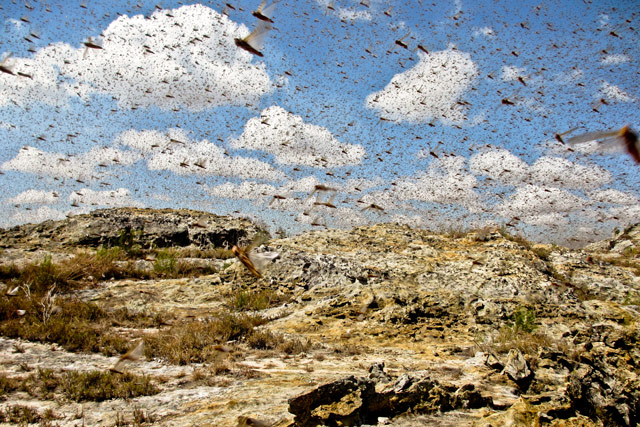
[0,404,44,424]
[167,246,235,259]
[229,289,290,311]
[0,297,163,356]
[145,313,267,365]
[509,307,537,333]
[498,228,533,249]
[476,306,550,355]
[8,368,158,402]
[60,370,158,402]
[624,291,640,306]
[113,227,144,258]
[153,249,177,276]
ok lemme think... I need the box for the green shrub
[153,249,177,276]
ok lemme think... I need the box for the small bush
[0,373,20,400]
[0,405,42,424]
[509,307,537,333]
[153,250,177,277]
[60,370,158,402]
[229,289,291,311]
[0,298,161,356]
[146,314,267,365]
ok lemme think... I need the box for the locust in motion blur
[252,0,278,23]
[110,340,145,373]
[564,125,639,164]
[231,231,279,278]
[234,21,272,57]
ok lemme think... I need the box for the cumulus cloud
[9,206,67,225]
[365,49,477,124]
[231,106,365,167]
[589,189,639,205]
[117,128,284,180]
[336,8,372,21]
[530,157,611,189]
[473,26,495,37]
[1,145,139,180]
[601,54,631,65]
[469,149,529,184]
[207,181,277,200]
[394,157,481,210]
[7,189,59,204]
[501,65,526,82]
[599,82,635,103]
[69,188,140,207]
[0,4,272,110]
[470,149,612,189]
[315,0,372,21]
[495,185,588,222]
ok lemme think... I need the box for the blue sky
[1,0,638,246]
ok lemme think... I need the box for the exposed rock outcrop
[0,210,638,426]
[0,207,262,251]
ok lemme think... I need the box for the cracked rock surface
[1,209,639,426]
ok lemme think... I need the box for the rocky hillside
[0,209,639,426]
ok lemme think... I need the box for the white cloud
[501,66,526,82]
[394,157,481,210]
[470,149,529,184]
[1,146,139,180]
[315,0,372,21]
[601,54,631,65]
[496,185,588,221]
[589,189,639,205]
[69,188,140,207]
[470,149,612,190]
[599,82,635,102]
[473,26,495,37]
[10,206,67,225]
[336,8,372,21]
[530,157,611,189]
[117,128,284,180]
[7,190,59,204]
[207,181,277,200]
[231,106,365,167]
[365,49,477,124]
[331,207,369,227]
[390,214,430,228]
[0,4,272,110]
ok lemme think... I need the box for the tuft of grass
[498,228,533,249]
[229,289,291,311]
[0,405,43,424]
[475,306,550,355]
[146,314,267,365]
[60,370,158,402]
[169,246,235,260]
[0,297,163,356]
[509,307,537,333]
[624,291,640,306]
[153,249,177,277]
[2,369,158,403]
[0,373,20,400]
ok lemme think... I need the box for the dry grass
[145,313,267,365]
[228,288,291,311]
[0,404,48,424]
[498,228,533,249]
[0,249,221,294]
[1,369,159,404]
[475,307,551,356]
[167,246,235,260]
[8,368,159,402]
[0,297,164,356]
